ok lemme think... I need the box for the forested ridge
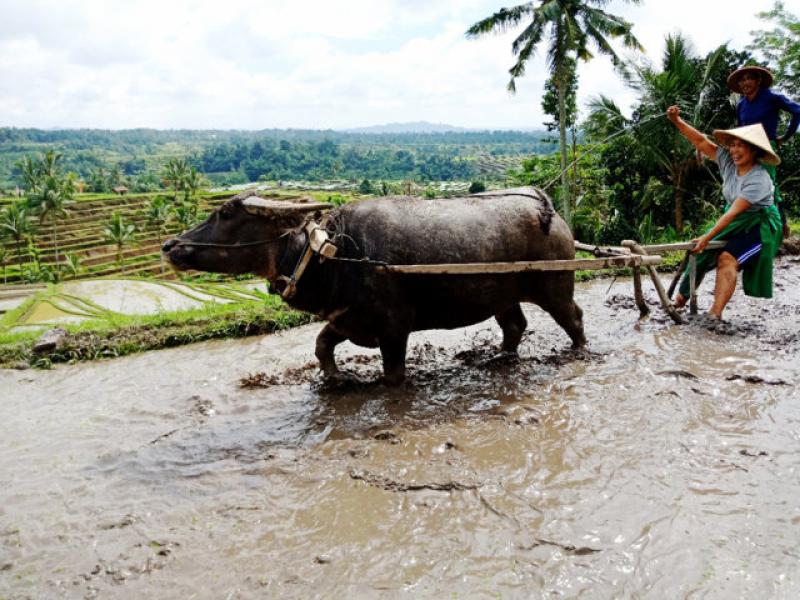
[0,127,554,190]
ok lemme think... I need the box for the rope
[540,112,666,192]
[174,233,289,249]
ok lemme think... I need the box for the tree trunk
[52,219,60,278]
[117,245,123,270]
[673,167,684,234]
[571,126,579,209]
[557,81,571,230]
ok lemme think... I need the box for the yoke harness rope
[275,216,340,300]
[540,112,665,192]
[174,235,289,248]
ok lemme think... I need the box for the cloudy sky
[0,0,780,130]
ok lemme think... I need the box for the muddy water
[2,260,800,599]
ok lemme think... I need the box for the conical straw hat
[712,124,780,165]
[727,65,774,92]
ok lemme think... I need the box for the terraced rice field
[0,192,257,285]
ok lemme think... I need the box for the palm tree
[40,150,63,178]
[145,196,171,272]
[103,212,137,271]
[466,0,643,228]
[62,253,82,280]
[183,167,206,204]
[586,35,731,232]
[28,172,74,275]
[16,156,41,195]
[161,158,189,202]
[635,36,730,233]
[172,204,197,231]
[0,202,35,271]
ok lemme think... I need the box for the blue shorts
[723,226,762,269]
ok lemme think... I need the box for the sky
[0,0,782,131]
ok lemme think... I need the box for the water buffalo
[163,187,585,384]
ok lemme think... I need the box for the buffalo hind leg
[315,324,347,378]
[495,304,527,353]
[540,299,586,348]
[379,332,409,385]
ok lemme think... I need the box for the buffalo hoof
[381,372,406,387]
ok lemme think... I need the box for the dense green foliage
[748,1,800,97]
[0,128,554,191]
[528,32,800,246]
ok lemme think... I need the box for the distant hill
[343,121,469,134]
[0,126,557,191]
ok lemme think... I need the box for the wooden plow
[381,239,727,325]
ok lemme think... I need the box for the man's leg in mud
[495,304,527,353]
[379,331,409,385]
[708,251,738,319]
[315,324,346,378]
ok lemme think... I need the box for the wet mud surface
[3,258,800,598]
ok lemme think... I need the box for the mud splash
[2,259,800,598]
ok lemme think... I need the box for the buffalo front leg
[315,324,347,378]
[379,332,410,385]
[495,304,527,353]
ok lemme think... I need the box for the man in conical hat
[729,65,800,238]
[667,106,782,320]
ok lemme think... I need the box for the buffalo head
[162,191,331,277]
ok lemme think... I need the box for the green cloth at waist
[678,204,782,299]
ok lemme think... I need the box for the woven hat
[712,124,780,165]
[727,65,774,93]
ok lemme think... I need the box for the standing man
[729,65,800,238]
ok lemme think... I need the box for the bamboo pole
[382,254,661,275]
[689,254,698,315]
[574,241,629,257]
[667,251,691,299]
[638,241,726,254]
[632,266,650,319]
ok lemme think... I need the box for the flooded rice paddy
[5,280,268,332]
[2,259,800,598]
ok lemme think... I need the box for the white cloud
[0,0,782,129]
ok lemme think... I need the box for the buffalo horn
[242,196,333,216]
